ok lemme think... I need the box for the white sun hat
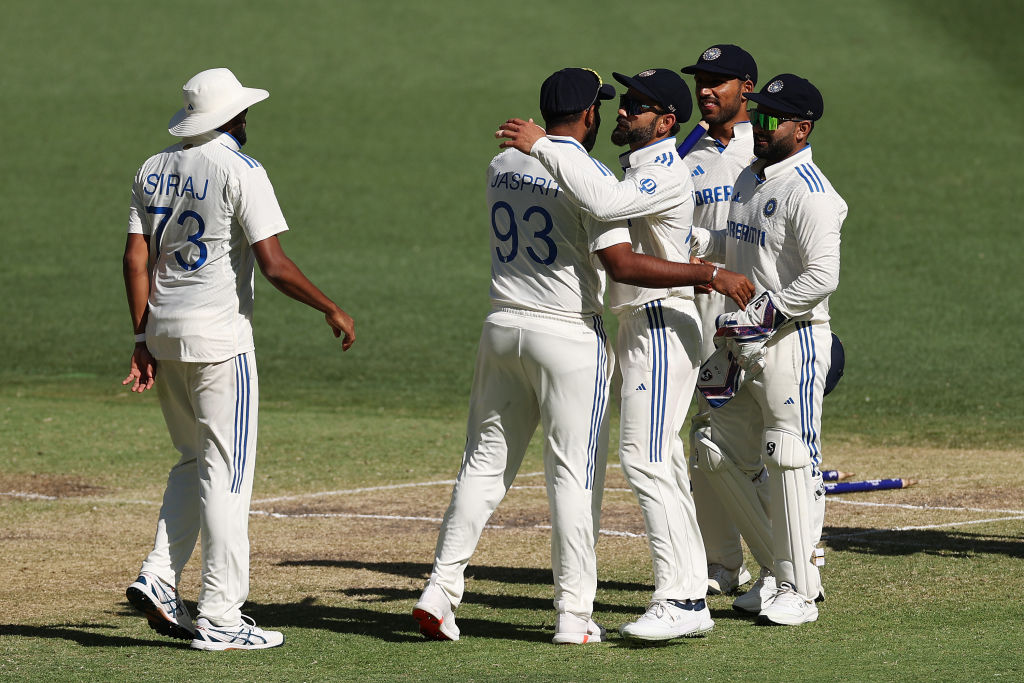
[167,68,269,137]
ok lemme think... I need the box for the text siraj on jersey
[143,173,209,200]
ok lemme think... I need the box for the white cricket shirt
[705,145,846,322]
[686,121,754,231]
[127,131,289,362]
[487,140,629,318]
[531,136,695,314]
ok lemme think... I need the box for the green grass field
[2,0,1023,680]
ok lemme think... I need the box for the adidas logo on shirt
[636,384,647,392]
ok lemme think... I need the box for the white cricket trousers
[140,351,258,626]
[430,308,613,620]
[691,290,745,571]
[709,322,831,597]
[616,297,708,602]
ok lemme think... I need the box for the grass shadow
[824,526,1024,559]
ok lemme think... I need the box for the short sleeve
[234,166,289,244]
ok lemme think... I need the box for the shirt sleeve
[531,137,683,221]
[231,165,289,244]
[127,171,149,235]
[774,191,844,317]
[586,213,631,253]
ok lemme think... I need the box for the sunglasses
[619,94,666,116]
[749,109,806,131]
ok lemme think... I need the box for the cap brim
[613,72,663,108]
[168,87,269,137]
[596,83,615,101]
[680,63,745,79]
[744,92,802,116]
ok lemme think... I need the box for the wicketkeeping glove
[713,291,787,374]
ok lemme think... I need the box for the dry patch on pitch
[0,473,107,499]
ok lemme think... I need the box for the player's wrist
[707,265,719,286]
[134,332,147,343]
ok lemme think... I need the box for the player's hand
[495,118,546,154]
[693,257,713,295]
[327,307,356,351]
[122,344,157,393]
[710,269,755,309]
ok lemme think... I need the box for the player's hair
[541,109,585,128]
[668,121,680,136]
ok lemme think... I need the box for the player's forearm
[260,257,343,316]
[774,263,839,317]
[599,245,714,288]
[532,138,661,221]
[122,236,150,333]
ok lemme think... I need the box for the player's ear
[741,79,755,95]
[795,120,813,143]
[584,105,596,128]
[658,113,676,136]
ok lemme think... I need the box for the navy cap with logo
[745,73,824,121]
[681,44,758,85]
[613,69,692,122]
[539,68,616,115]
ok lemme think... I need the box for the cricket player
[497,68,755,642]
[122,68,355,650]
[679,44,760,597]
[691,73,846,626]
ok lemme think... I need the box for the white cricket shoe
[707,564,752,595]
[732,570,776,614]
[125,572,195,640]
[757,583,819,626]
[413,583,460,641]
[190,615,284,650]
[552,612,606,644]
[619,599,714,642]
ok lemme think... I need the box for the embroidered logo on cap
[703,47,722,61]
[638,70,656,77]
[767,79,784,93]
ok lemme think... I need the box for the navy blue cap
[539,68,616,115]
[613,69,692,122]
[681,44,758,85]
[824,333,845,396]
[745,73,824,121]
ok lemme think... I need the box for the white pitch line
[0,491,57,500]
[248,508,648,538]
[827,498,1024,515]
[251,471,547,504]
[826,514,1024,540]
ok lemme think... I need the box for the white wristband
[708,266,719,285]
[134,333,147,343]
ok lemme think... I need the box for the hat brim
[744,92,804,117]
[596,83,615,101]
[612,72,665,109]
[680,63,748,80]
[168,87,269,137]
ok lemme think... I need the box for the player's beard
[611,117,657,148]
[234,126,248,147]
[753,130,796,164]
[701,94,743,126]
[582,108,600,152]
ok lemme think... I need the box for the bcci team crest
[638,69,656,77]
[763,198,777,217]
[703,47,722,61]
[767,79,784,93]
